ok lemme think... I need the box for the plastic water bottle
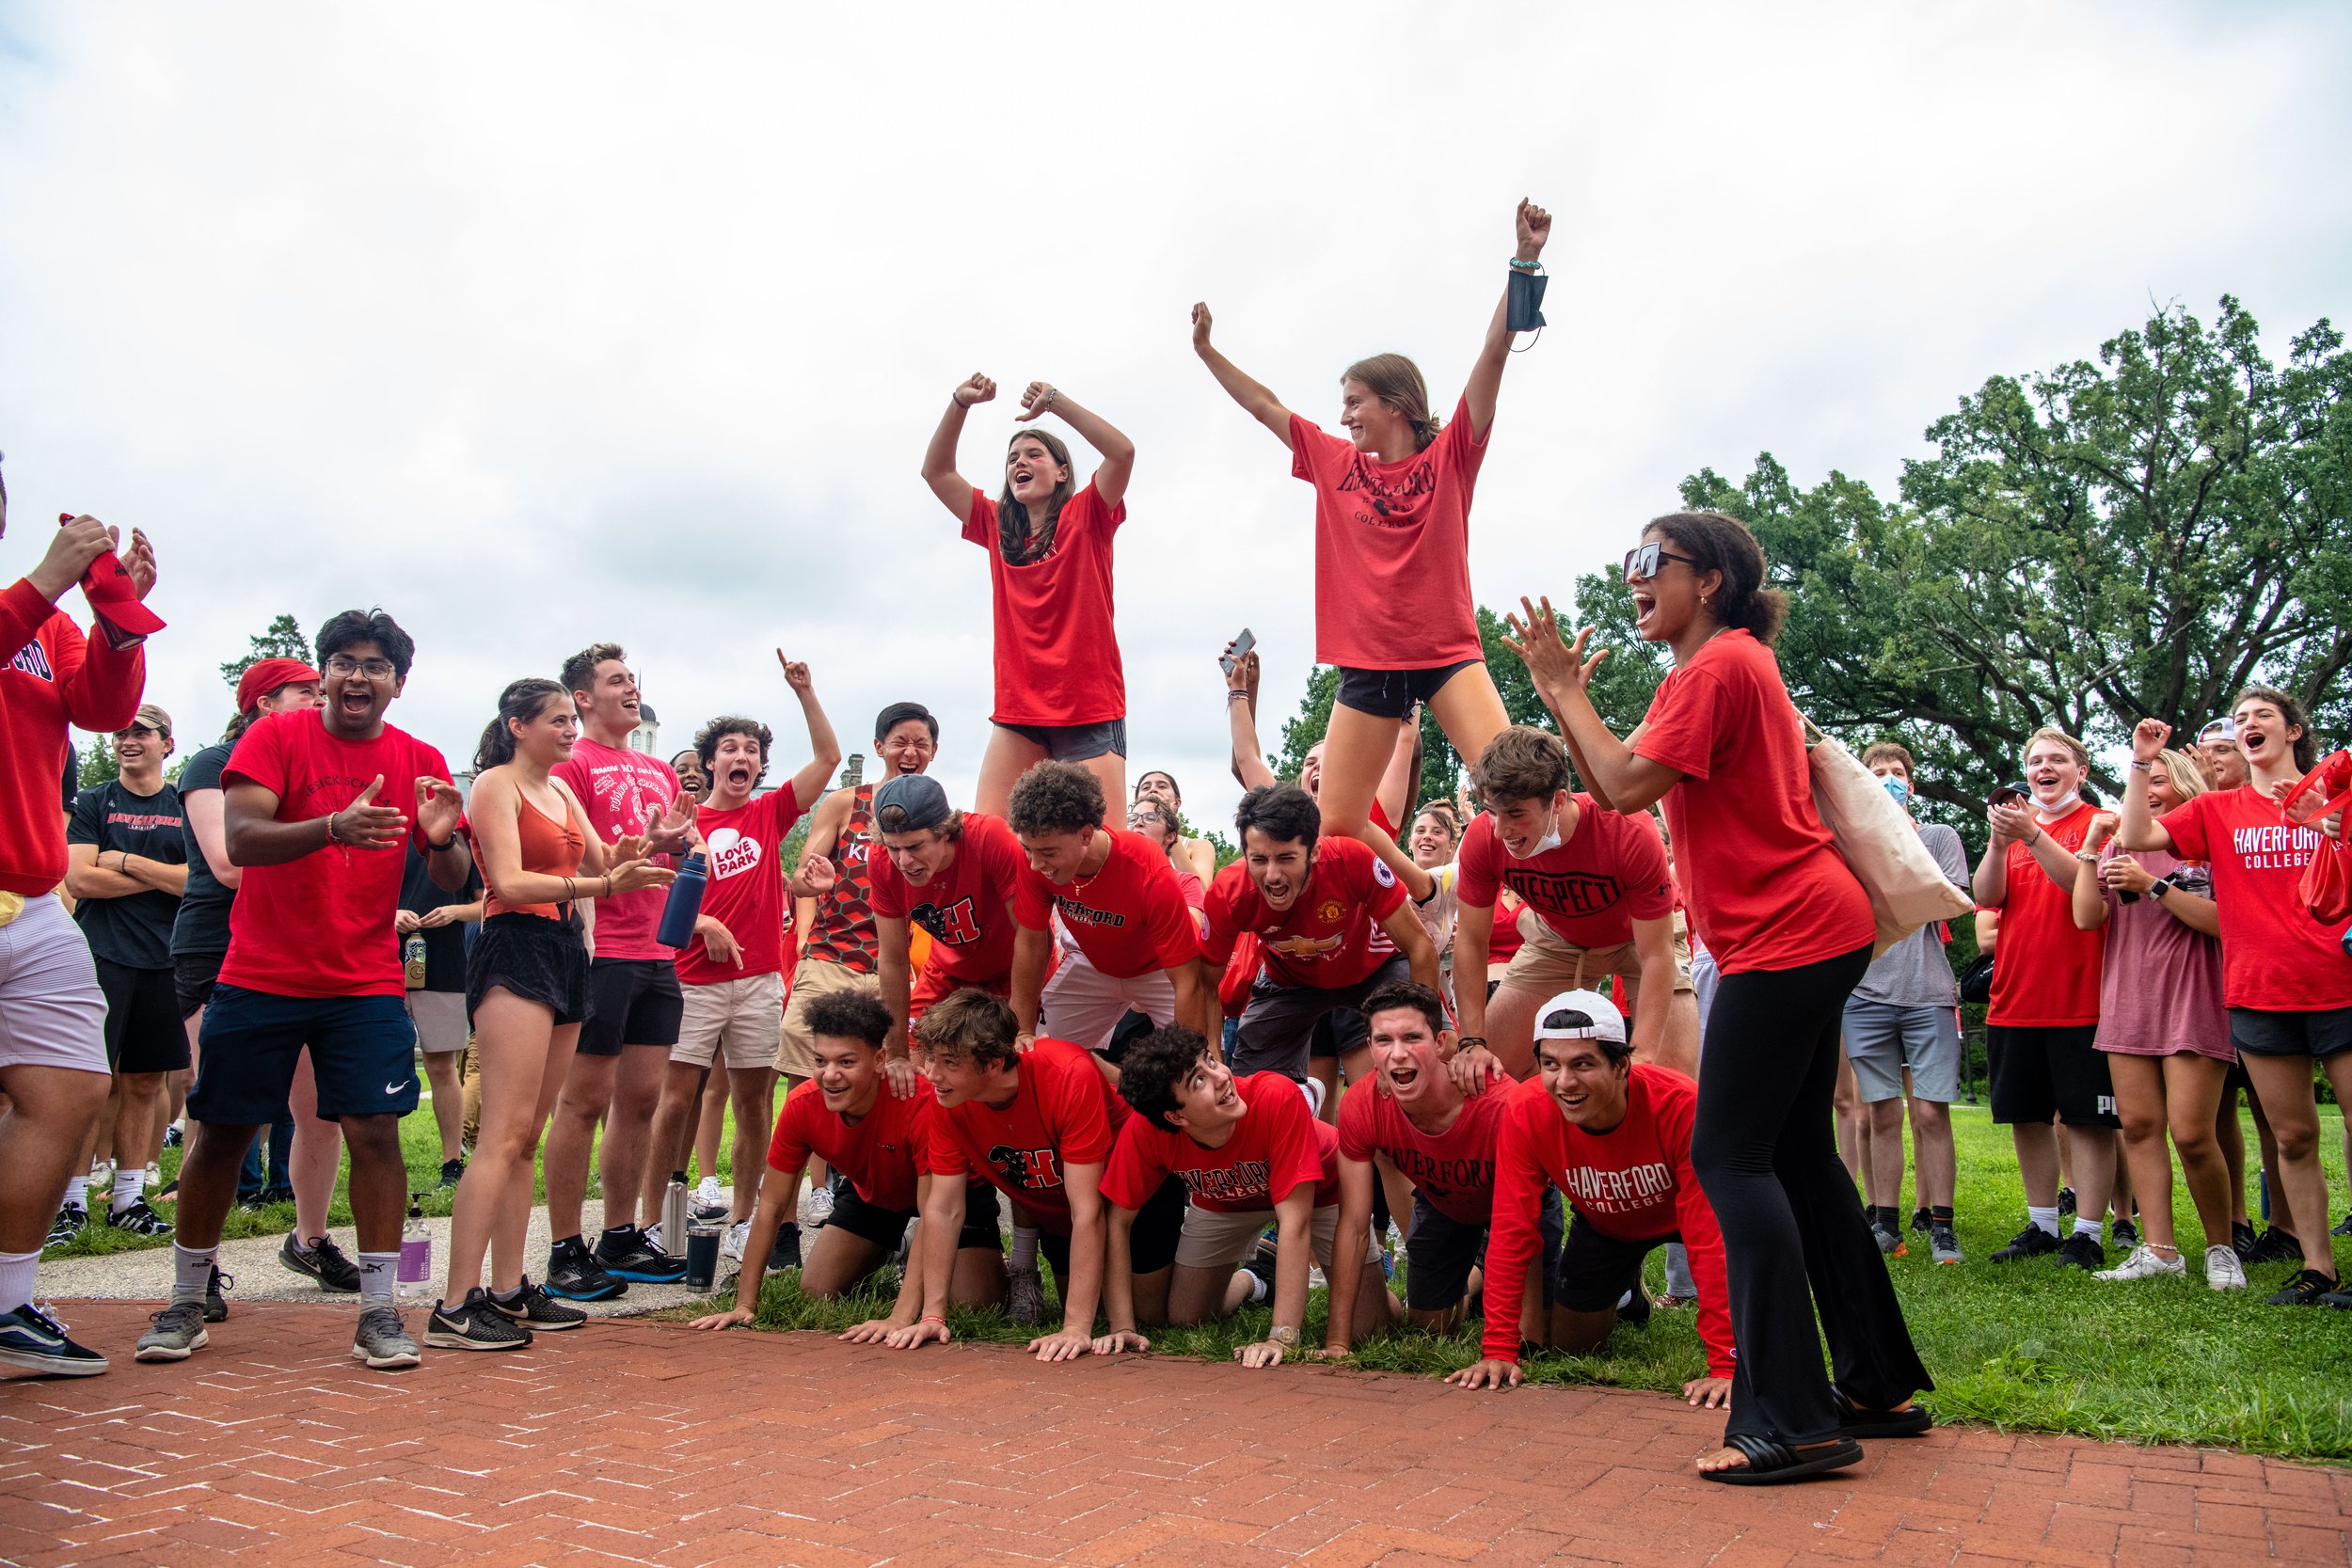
[656,851,707,949]
[660,1171,690,1256]
[397,1196,433,1305]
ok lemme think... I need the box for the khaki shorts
[674,971,787,1071]
[776,957,879,1078]
[403,989,470,1054]
[1497,908,1694,1004]
[1174,1200,1378,1274]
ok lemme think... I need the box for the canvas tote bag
[1801,716,1974,957]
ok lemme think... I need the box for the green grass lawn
[56,1091,2352,1463]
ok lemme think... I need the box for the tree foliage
[218,613,312,689]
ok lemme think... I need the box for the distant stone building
[629,703,661,755]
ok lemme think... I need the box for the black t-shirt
[171,740,237,958]
[62,747,78,811]
[69,779,187,970]
[400,843,481,994]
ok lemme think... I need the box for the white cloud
[4,1,2345,831]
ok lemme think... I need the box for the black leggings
[1692,943,1931,1445]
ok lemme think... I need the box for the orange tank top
[484,788,588,920]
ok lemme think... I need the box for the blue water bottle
[656,849,707,949]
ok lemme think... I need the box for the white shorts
[673,972,787,1071]
[1041,947,1176,1053]
[0,893,110,1075]
[1172,1200,1376,1274]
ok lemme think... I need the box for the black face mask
[1507,267,1549,335]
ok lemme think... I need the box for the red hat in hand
[61,514,166,637]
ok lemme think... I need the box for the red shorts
[910,960,1013,1020]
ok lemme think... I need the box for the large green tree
[219,613,311,689]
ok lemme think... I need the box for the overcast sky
[5,3,2346,830]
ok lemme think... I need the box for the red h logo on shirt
[914,896,982,946]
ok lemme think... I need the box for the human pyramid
[8,198,2344,1489]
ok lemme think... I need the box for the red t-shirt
[963,483,1125,727]
[1454,800,1674,949]
[766,1076,936,1213]
[869,811,1026,984]
[1289,399,1486,671]
[1632,630,1873,974]
[1981,800,2103,1027]
[1483,1067,1733,1375]
[1336,1077,1512,1227]
[552,737,682,962]
[2162,785,2352,1011]
[1014,829,1202,980]
[0,580,146,895]
[926,1038,1129,1236]
[219,711,459,999]
[675,786,804,987]
[1201,835,1407,990]
[1100,1071,1336,1213]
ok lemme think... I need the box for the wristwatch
[2150,880,2169,901]
[1266,1325,1298,1347]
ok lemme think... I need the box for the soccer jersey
[1201,836,1406,990]
[803,783,882,974]
[1100,1071,1336,1214]
[926,1038,1130,1236]
[1014,828,1201,980]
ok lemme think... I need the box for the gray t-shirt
[1849,821,1968,1008]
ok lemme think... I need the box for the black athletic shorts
[1334,659,1482,720]
[173,950,225,1021]
[829,1180,1004,1252]
[95,958,191,1074]
[578,958,685,1056]
[1553,1213,1674,1315]
[1230,958,1410,1079]
[466,912,593,1028]
[190,985,418,1124]
[1037,1174,1184,1279]
[1404,1187,1563,1313]
[995,718,1128,763]
[2230,1006,2352,1059]
[1986,1023,2119,1128]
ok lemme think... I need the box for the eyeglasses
[324,655,396,680]
[1622,543,1700,581]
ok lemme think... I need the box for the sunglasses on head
[1622,542,1700,580]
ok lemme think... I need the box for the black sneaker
[254,1185,295,1207]
[771,1224,803,1273]
[1241,1237,1279,1297]
[106,1198,175,1238]
[595,1226,689,1284]
[1615,1286,1652,1331]
[2058,1233,2106,1272]
[279,1231,361,1292]
[492,1277,587,1332]
[1992,1224,2060,1262]
[437,1157,466,1191]
[202,1266,232,1323]
[424,1288,532,1351]
[545,1237,628,1301]
[2334,1211,2352,1239]
[2231,1220,2260,1259]
[0,1303,108,1377]
[2244,1227,2305,1266]
[2057,1186,2078,1218]
[2111,1218,2140,1252]
[43,1204,87,1251]
[162,1124,183,1149]
[1910,1207,1931,1235]
[2265,1269,2341,1307]
[2318,1285,2352,1309]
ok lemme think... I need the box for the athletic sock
[171,1243,218,1304]
[491,1283,524,1307]
[111,1167,146,1215]
[62,1177,88,1211]
[0,1248,40,1309]
[2072,1216,2103,1241]
[2026,1205,2060,1238]
[1243,1270,1268,1305]
[1875,1206,1900,1230]
[1009,1225,1040,1273]
[357,1251,399,1307]
[1931,1206,1954,1224]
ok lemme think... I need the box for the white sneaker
[692,1176,727,1218]
[803,1184,836,1226]
[2205,1244,2249,1291]
[721,1220,750,1262]
[2094,1243,2185,1281]
[1299,1077,1327,1118]
[642,1221,663,1254]
[142,1163,162,1190]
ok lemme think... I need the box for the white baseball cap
[1531,989,1627,1047]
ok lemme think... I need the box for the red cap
[236,657,322,714]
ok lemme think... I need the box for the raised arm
[2115,720,2179,853]
[920,373,995,522]
[2069,814,2116,932]
[1191,304,1295,447]
[775,656,845,814]
[1462,198,1551,440]
[1015,383,1135,511]
[1224,646,1278,791]
[1502,599,1683,814]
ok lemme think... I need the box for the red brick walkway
[1,1302,2344,1567]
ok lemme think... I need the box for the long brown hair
[997,429,1074,565]
[2233,685,2317,771]
[1343,354,1441,451]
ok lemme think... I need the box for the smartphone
[1220,627,1256,676]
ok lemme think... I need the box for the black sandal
[1699,1433,1864,1485]
[1832,1386,1933,1438]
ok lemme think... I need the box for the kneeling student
[1327,981,1560,1351]
[1448,990,1735,1405]
[1095,1026,1393,1368]
[686,991,1004,1333]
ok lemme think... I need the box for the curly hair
[1116,1025,1214,1132]
[1007,760,1104,838]
[695,716,772,784]
[1234,783,1320,856]
[804,990,892,1050]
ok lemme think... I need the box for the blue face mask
[1881,775,1910,807]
